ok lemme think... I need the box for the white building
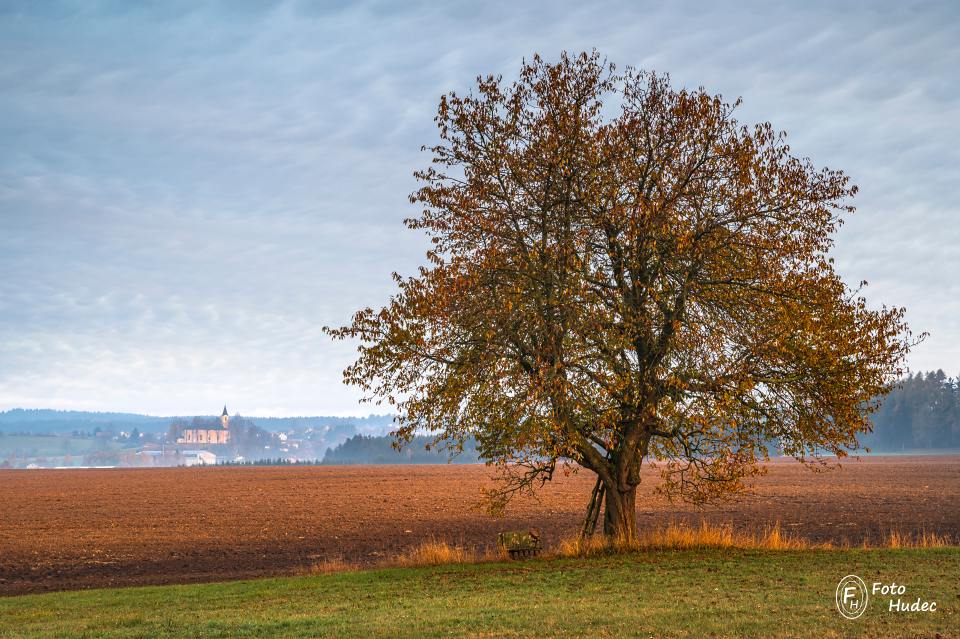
[181,450,217,466]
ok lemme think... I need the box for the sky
[1,1,958,417]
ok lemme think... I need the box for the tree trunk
[602,483,638,540]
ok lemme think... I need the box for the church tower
[221,405,229,429]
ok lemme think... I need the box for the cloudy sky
[1,1,957,416]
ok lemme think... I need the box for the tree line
[322,434,480,465]
[863,370,960,451]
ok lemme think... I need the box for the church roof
[179,423,228,431]
[222,405,229,417]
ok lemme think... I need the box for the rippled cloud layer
[1,0,957,415]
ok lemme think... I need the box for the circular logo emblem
[836,575,869,619]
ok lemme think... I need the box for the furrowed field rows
[1,456,958,596]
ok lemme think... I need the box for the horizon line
[0,407,396,420]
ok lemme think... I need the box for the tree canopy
[327,51,918,537]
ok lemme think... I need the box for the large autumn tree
[327,52,917,538]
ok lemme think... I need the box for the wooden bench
[498,529,543,559]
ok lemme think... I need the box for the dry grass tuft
[389,539,489,567]
[886,530,952,549]
[299,557,359,575]
[556,521,818,557]
[759,522,814,550]
[887,530,907,549]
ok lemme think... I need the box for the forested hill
[0,409,169,433]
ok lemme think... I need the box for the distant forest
[322,434,480,465]
[862,370,960,451]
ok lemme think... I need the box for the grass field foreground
[1,547,957,638]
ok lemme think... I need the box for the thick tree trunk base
[602,485,638,540]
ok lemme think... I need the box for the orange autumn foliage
[326,52,919,539]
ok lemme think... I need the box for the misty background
[1,369,958,467]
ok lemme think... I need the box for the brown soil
[1,456,957,596]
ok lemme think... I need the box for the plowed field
[1,456,957,595]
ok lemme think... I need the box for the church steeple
[220,405,229,429]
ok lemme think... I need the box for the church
[176,406,231,445]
